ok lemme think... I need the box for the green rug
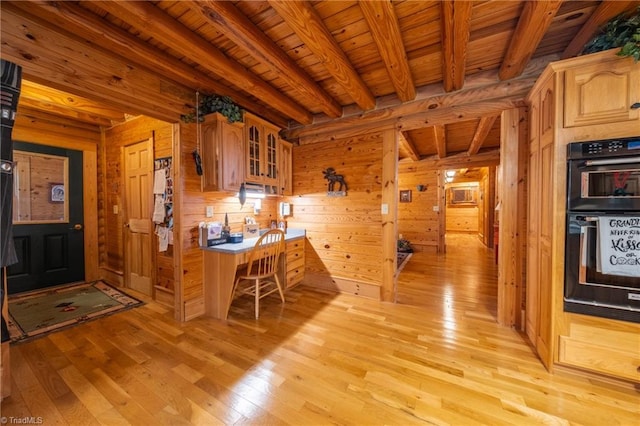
[7,281,143,344]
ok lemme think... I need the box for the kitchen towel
[597,216,640,277]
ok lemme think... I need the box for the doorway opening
[442,167,496,257]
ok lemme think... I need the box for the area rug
[7,281,143,344]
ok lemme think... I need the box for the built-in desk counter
[202,229,305,319]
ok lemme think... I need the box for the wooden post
[381,127,398,302]
[497,107,528,327]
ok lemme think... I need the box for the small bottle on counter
[222,213,231,240]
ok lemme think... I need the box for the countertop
[201,228,305,254]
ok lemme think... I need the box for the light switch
[432,205,439,212]
[381,203,389,214]
[113,205,118,214]
[205,206,214,217]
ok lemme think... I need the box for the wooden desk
[202,229,305,320]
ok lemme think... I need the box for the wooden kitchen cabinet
[526,72,555,370]
[245,112,280,194]
[200,112,245,192]
[564,59,639,128]
[282,237,305,289]
[279,140,293,196]
[558,317,640,382]
[525,49,640,382]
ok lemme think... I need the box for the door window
[12,150,69,223]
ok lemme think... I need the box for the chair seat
[227,229,286,319]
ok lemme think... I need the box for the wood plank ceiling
[1,0,638,163]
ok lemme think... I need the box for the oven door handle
[579,225,592,283]
[583,156,640,167]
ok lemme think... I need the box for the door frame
[9,130,99,284]
[8,143,84,292]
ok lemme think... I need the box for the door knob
[71,224,83,230]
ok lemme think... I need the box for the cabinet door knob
[631,102,640,110]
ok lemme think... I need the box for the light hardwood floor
[1,234,638,425]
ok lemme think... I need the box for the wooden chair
[228,229,286,319]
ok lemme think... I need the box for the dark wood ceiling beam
[562,0,636,59]
[92,0,313,125]
[16,0,288,128]
[399,132,420,161]
[499,0,563,80]
[440,0,472,92]
[433,125,446,159]
[359,0,416,102]
[467,115,498,156]
[21,80,125,124]
[269,0,376,111]
[191,0,342,118]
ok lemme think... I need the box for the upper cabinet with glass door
[244,112,280,195]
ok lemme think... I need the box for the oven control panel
[568,136,640,159]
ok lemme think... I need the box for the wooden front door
[123,139,153,296]
[7,142,84,294]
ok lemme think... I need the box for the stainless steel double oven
[565,137,640,323]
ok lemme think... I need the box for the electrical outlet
[381,203,389,214]
[205,206,214,217]
[432,205,439,212]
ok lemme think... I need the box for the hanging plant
[181,94,244,123]
[582,7,640,62]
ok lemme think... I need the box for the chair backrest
[245,229,285,278]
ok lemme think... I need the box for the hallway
[396,233,499,322]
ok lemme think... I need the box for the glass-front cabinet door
[246,121,262,182]
[244,113,281,194]
[264,124,279,192]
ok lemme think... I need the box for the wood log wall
[286,133,384,298]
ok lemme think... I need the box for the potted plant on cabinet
[582,7,639,61]
[181,93,244,123]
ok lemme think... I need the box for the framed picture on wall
[399,190,412,203]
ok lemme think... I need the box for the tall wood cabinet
[526,49,640,382]
[526,73,555,369]
[200,113,245,192]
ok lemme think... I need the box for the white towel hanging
[597,216,640,277]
